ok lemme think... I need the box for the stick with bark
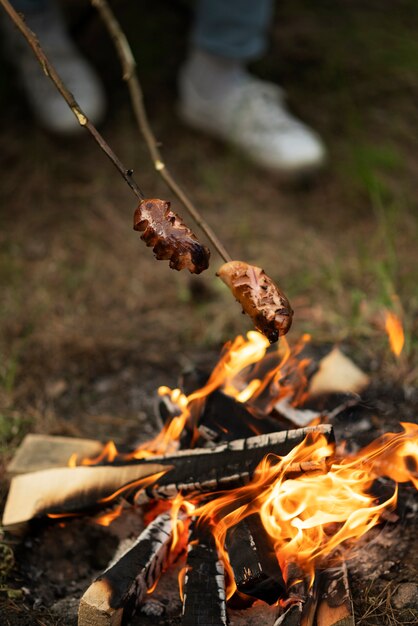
[91,0,296,342]
[0,0,228,263]
[91,0,232,264]
[0,0,294,341]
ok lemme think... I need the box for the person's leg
[1,0,106,133]
[192,0,273,61]
[179,0,325,175]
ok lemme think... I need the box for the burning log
[2,426,332,526]
[182,519,228,626]
[273,563,319,626]
[140,424,334,500]
[2,463,168,527]
[78,511,185,626]
[226,514,285,604]
[197,389,286,443]
[316,560,354,626]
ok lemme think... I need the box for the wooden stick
[79,511,185,626]
[91,0,232,263]
[273,562,314,626]
[301,576,320,626]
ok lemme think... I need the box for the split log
[79,511,185,626]
[2,463,168,527]
[316,560,354,626]
[309,348,369,396]
[3,425,332,526]
[182,519,228,626]
[6,434,103,475]
[139,424,334,500]
[226,513,285,604]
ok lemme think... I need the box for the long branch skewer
[91,0,232,263]
[0,0,231,262]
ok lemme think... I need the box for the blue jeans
[192,0,274,61]
[12,0,275,62]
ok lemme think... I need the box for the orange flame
[127,331,312,461]
[81,441,118,466]
[178,565,187,602]
[62,330,417,599]
[98,469,169,504]
[191,423,417,590]
[70,332,313,466]
[93,503,124,527]
[384,311,405,357]
[67,453,78,467]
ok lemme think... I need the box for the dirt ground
[1,0,418,624]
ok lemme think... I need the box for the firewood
[273,563,319,626]
[182,519,228,626]
[226,514,285,604]
[308,348,369,396]
[300,577,320,626]
[78,511,183,626]
[139,424,334,500]
[6,434,103,476]
[2,463,168,528]
[198,389,283,443]
[2,426,332,527]
[139,424,334,499]
[316,560,354,626]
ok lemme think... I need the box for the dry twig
[91,0,232,263]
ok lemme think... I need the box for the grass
[354,579,418,626]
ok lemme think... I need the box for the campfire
[1,2,416,624]
[3,328,417,626]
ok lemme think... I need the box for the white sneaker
[178,69,326,175]
[1,5,106,134]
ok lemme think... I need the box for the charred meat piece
[133,198,210,274]
[217,261,293,343]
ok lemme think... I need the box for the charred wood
[273,563,318,626]
[3,426,333,526]
[78,511,185,626]
[182,519,228,626]
[140,424,334,500]
[226,514,285,604]
[197,389,284,443]
[316,560,354,626]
